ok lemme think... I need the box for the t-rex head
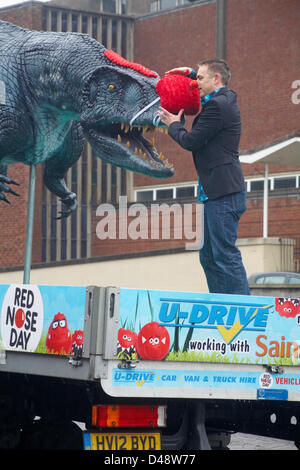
[80,50,174,179]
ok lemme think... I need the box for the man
[157,59,250,295]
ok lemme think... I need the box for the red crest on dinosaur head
[104,50,158,78]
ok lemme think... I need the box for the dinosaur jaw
[83,122,174,179]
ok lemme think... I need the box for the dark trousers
[199,191,250,295]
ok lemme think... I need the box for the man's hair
[198,59,231,86]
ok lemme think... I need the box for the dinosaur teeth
[121,122,125,130]
[126,141,130,148]
[117,134,122,143]
[135,147,138,155]
[125,124,130,133]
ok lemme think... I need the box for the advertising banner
[117,288,300,367]
[0,284,86,356]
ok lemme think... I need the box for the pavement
[228,432,298,450]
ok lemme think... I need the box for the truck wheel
[20,420,83,450]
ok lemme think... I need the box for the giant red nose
[156,75,200,115]
[189,80,199,89]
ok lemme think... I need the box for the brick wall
[133,0,300,187]
[0,3,42,29]
[239,195,300,239]
[226,0,300,178]
[91,200,201,257]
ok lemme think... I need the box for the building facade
[0,0,299,278]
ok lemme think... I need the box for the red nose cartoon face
[46,312,72,355]
[275,298,300,318]
[72,330,84,357]
[137,322,170,361]
[118,328,138,350]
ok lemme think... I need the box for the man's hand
[164,67,193,77]
[157,107,184,127]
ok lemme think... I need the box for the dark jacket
[168,87,246,200]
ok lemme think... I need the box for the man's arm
[166,100,223,152]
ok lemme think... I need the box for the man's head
[196,59,231,97]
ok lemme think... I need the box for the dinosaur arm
[43,122,84,218]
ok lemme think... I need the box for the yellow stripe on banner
[217,304,273,344]
[217,308,258,344]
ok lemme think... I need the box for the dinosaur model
[0,20,175,218]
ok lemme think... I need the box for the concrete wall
[0,238,296,296]
[0,250,208,292]
[237,237,295,273]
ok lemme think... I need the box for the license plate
[83,432,161,450]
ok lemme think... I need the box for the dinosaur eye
[108,84,116,91]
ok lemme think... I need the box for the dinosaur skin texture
[0,20,174,217]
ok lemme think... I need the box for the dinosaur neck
[21,32,106,118]
[22,42,86,119]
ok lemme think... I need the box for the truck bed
[1,283,300,403]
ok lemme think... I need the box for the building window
[102,18,108,47]
[151,0,190,12]
[249,180,265,192]
[150,1,158,12]
[160,0,178,9]
[82,15,88,34]
[92,17,98,39]
[157,188,174,200]
[121,20,127,56]
[51,11,57,31]
[246,174,300,193]
[112,19,118,51]
[103,0,116,13]
[176,186,195,198]
[72,14,78,32]
[121,0,127,14]
[136,190,154,202]
[273,176,297,190]
[135,184,197,202]
[62,12,68,32]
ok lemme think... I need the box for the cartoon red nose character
[275,298,300,318]
[118,328,138,350]
[46,312,72,355]
[72,330,84,357]
[137,322,170,361]
[117,328,138,358]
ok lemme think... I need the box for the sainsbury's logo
[158,297,273,344]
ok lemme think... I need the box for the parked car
[248,271,300,285]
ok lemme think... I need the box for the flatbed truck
[1,283,300,450]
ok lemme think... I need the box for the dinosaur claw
[0,194,10,204]
[54,193,78,219]
[8,188,20,197]
[0,175,19,186]
[55,210,72,220]
[0,174,20,205]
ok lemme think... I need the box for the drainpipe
[216,0,226,60]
